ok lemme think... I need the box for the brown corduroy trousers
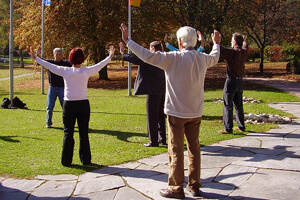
[167,115,202,192]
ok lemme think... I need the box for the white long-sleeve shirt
[35,57,111,101]
[127,40,220,118]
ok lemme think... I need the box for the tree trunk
[259,47,264,73]
[20,49,24,68]
[98,45,109,80]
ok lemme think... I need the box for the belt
[227,76,243,79]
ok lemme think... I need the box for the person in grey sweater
[120,23,221,199]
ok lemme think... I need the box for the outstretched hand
[120,23,129,43]
[197,30,204,41]
[109,45,115,59]
[119,42,124,54]
[211,30,221,45]
[28,46,37,60]
[164,34,168,44]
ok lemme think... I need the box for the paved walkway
[1,79,300,200]
[0,72,40,82]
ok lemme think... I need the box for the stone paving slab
[242,146,286,156]
[232,154,300,171]
[261,138,300,149]
[28,180,77,200]
[70,190,116,200]
[201,154,243,169]
[214,165,257,187]
[0,179,43,192]
[74,175,125,196]
[201,168,222,183]
[269,102,300,118]
[229,169,300,200]
[219,137,261,149]
[123,173,169,200]
[201,144,229,154]
[201,182,236,199]
[35,174,78,181]
[114,187,149,200]
[78,165,129,181]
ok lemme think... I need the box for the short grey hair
[53,48,63,55]
[176,26,197,48]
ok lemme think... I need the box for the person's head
[176,26,197,50]
[149,41,164,52]
[53,48,63,62]
[68,47,85,65]
[231,33,244,48]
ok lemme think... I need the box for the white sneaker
[46,125,52,128]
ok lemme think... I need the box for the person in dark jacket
[45,48,72,128]
[218,33,248,134]
[119,41,166,147]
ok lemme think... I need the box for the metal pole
[128,3,132,96]
[9,0,14,106]
[41,0,45,94]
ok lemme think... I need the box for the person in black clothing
[218,33,248,134]
[45,48,72,128]
[119,41,166,147]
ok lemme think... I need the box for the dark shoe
[82,161,91,165]
[159,189,185,199]
[62,162,71,167]
[218,129,232,134]
[144,142,159,147]
[186,185,201,197]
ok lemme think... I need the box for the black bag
[1,98,11,109]
[12,96,26,109]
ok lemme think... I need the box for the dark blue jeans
[223,77,245,132]
[61,100,91,166]
[46,86,64,126]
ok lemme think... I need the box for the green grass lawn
[0,57,36,79]
[0,72,299,178]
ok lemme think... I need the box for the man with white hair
[45,48,71,128]
[120,24,221,198]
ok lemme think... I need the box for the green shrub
[265,46,284,62]
[282,44,300,61]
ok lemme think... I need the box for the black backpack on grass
[1,98,11,109]
[12,96,26,109]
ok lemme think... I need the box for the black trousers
[223,77,245,132]
[146,94,166,145]
[61,100,91,166]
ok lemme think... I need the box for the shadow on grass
[64,163,103,171]
[89,128,148,143]
[0,135,42,143]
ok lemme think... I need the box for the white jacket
[127,40,220,118]
[35,57,111,101]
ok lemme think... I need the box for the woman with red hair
[30,45,115,166]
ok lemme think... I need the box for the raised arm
[164,34,179,52]
[86,45,114,76]
[29,46,67,76]
[242,35,248,50]
[197,30,211,48]
[119,42,146,65]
